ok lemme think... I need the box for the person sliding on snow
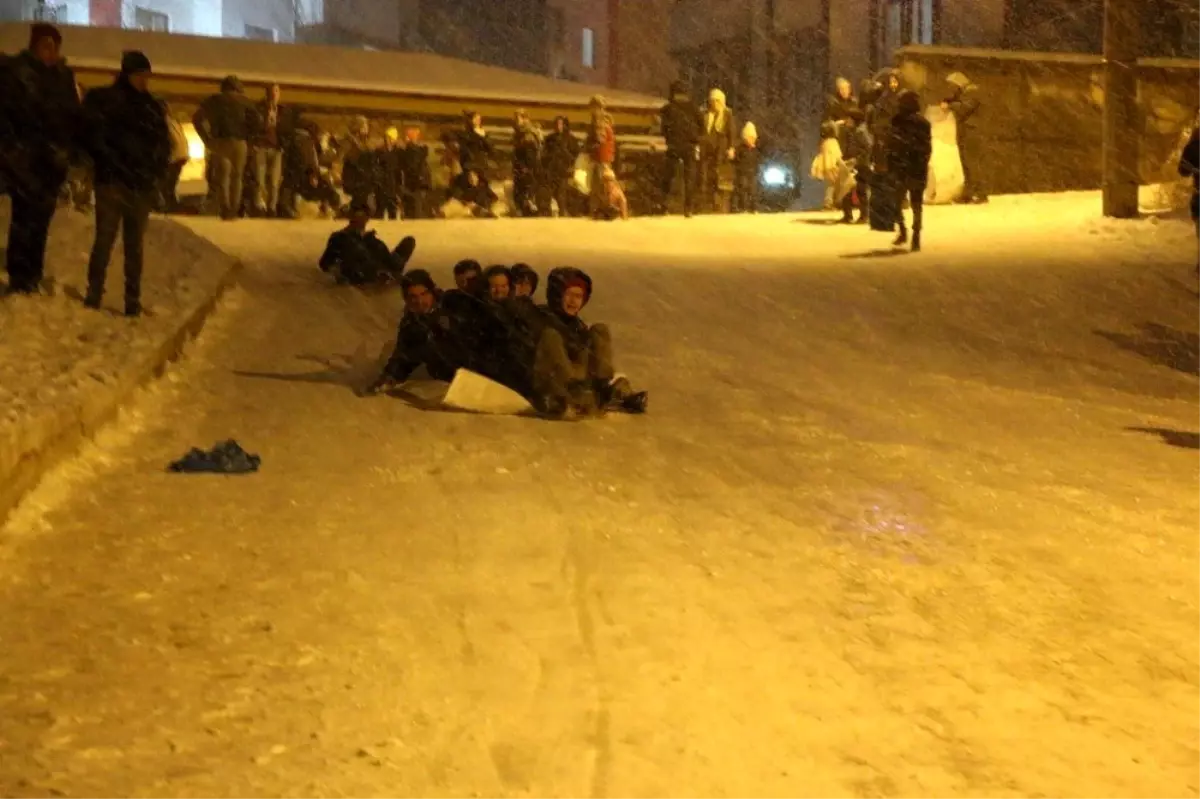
[318,203,413,285]
[1180,121,1200,286]
[365,270,466,394]
[530,267,647,420]
[887,90,932,252]
[510,263,539,298]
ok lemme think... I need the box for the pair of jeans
[254,146,283,214]
[86,184,154,311]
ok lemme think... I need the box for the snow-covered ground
[0,194,1196,797]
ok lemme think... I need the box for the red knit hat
[29,23,62,50]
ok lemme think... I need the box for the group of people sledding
[317,215,647,419]
[364,260,648,420]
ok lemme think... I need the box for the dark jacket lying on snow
[169,440,260,474]
[319,228,404,284]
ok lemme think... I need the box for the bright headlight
[762,165,790,188]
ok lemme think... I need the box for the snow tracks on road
[0,203,241,524]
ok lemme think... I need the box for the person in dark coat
[511,263,539,298]
[540,116,580,217]
[511,109,542,217]
[531,267,647,419]
[252,83,288,216]
[448,168,497,218]
[944,71,986,204]
[375,126,404,220]
[192,75,258,219]
[338,115,377,214]
[0,23,82,295]
[1179,125,1199,262]
[887,91,932,252]
[366,270,469,394]
[822,76,856,140]
[838,108,871,224]
[458,111,493,177]
[318,203,411,285]
[733,122,761,214]
[868,68,902,174]
[80,50,170,316]
[660,80,702,217]
[399,126,432,219]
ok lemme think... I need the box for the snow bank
[0,201,241,522]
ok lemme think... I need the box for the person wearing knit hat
[0,22,80,295]
[510,263,539,298]
[80,47,170,315]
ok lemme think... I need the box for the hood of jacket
[545,266,593,312]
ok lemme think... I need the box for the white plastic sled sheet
[924,105,965,205]
[442,369,535,415]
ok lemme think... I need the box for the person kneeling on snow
[365,270,467,394]
[531,267,647,419]
[593,166,629,221]
[318,203,413,285]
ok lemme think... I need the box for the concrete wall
[222,0,294,42]
[895,46,1200,193]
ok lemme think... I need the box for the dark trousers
[662,152,698,215]
[376,195,400,220]
[86,184,153,310]
[896,180,925,235]
[547,178,574,217]
[4,185,60,293]
[958,135,987,201]
[841,177,868,220]
[401,190,428,220]
[513,170,538,216]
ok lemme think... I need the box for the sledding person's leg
[532,327,597,418]
[587,324,649,413]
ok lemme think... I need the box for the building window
[133,7,169,32]
[32,2,68,23]
[244,24,276,41]
[582,26,595,68]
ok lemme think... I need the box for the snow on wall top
[0,23,667,110]
[896,43,1200,70]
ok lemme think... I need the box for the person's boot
[911,229,921,252]
[621,391,649,414]
[893,226,908,246]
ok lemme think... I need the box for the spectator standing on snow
[586,96,617,217]
[339,115,376,214]
[838,108,870,224]
[252,83,287,217]
[511,109,543,217]
[81,50,170,316]
[1180,122,1200,284]
[192,75,258,220]
[0,23,81,296]
[458,111,493,177]
[541,116,580,217]
[822,77,856,143]
[944,71,987,204]
[399,126,432,220]
[887,90,932,252]
[700,88,736,214]
[660,80,702,217]
[733,122,761,214]
[376,126,404,220]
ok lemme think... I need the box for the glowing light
[762,165,790,188]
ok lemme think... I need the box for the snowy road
[1,195,1197,797]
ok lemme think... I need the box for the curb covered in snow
[0,247,242,526]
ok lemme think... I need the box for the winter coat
[0,49,81,193]
[1179,128,1199,192]
[542,123,580,179]
[735,142,760,188]
[448,170,497,207]
[318,228,398,283]
[838,123,871,164]
[192,90,257,144]
[701,106,736,161]
[587,114,616,165]
[81,75,171,192]
[400,142,432,191]
[543,267,596,361]
[868,90,902,171]
[887,111,933,186]
[339,133,377,196]
[375,144,403,198]
[458,127,492,174]
[253,99,287,149]
[512,125,542,177]
[945,85,981,141]
[661,96,702,157]
[824,92,857,126]
[382,305,465,383]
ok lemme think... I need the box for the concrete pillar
[1102,0,1141,218]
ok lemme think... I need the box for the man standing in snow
[192,75,258,220]
[887,90,933,252]
[700,88,736,214]
[81,50,170,317]
[943,71,987,204]
[399,126,432,220]
[1176,122,1195,284]
[540,116,580,217]
[660,80,702,217]
[0,23,81,296]
[252,84,286,217]
[586,96,617,218]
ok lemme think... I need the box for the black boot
[622,391,649,414]
[911,230,921,252]
[893,227,908,246]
